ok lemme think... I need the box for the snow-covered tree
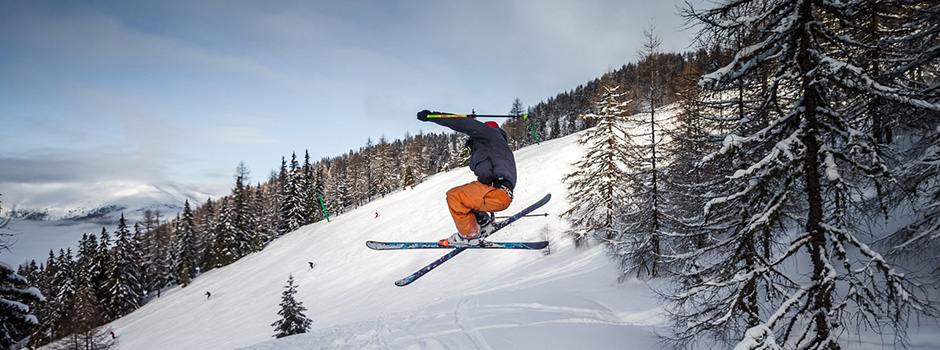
[101,214,143,321]
[884,128,940,272]
[609,23,673,279]
[48,249,77,340]
[372,136,399,196]
[29,251,59,347]
[659,52,724,278]
[213,200,239,267]
[69,233,105,331]
[667,0,940,348]
[302,151,320,225]
[1,261,45,349]
[864,0,940,277]
[198,199,218,273]
[563,85,632,247]
[271,274,311,338]
[326,155,351,214]
[232,162,256,255]
[280,153,307,233]
[173,202,198,287]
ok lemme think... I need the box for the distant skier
[375,212,380,218]
[308,261,316,269]
[417,110,516,246]
[205,291,211,300]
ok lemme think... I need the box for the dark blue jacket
[429,117,517,189]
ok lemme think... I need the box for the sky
[0,0,697,209]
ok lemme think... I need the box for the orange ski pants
[446,181,513,238]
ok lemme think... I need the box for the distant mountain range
[6,181,226,225]
[1,181,228,265]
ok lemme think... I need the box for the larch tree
[611,22,672,279]
[563,85,632,247]
[667,0,940,348]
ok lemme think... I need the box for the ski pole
[427,112,528,119]
[317,193,331,222]
[524,113,541,144]
[495,213,549,219]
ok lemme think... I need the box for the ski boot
[473,211,496,236]
[439,232,482,247]
[438,211,496,247]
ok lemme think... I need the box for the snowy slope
[83,130,939,350]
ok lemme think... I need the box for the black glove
[417,110,430,121]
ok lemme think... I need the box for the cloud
[0,149,166,185]
[203,126,283,146]
[1,0,697,212]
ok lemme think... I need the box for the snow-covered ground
[42,130,940,349]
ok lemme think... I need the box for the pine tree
[311,166,327,222]
[271,274,311,338]
[48,249,77,340]
[213,200,239,267]
[280,153,306,233]
[563,85,632,247]
[99,214,143,321]
[197,199,218,273]
[71,233,105,330]
[668,0,940,348]
[29,251,58,347]
[0,261,45,349]
[302,151,319,225]
[232,162,256,256]
[174,201,198,287]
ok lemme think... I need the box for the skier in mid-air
[417,109,517,247]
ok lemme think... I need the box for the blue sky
[0,0,695,207]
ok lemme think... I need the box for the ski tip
[529,241,550,249]
[394,277,415,287]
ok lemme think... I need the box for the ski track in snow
[455,297,492,350]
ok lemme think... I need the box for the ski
[391,193,551,287]
[366,240,548,250]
